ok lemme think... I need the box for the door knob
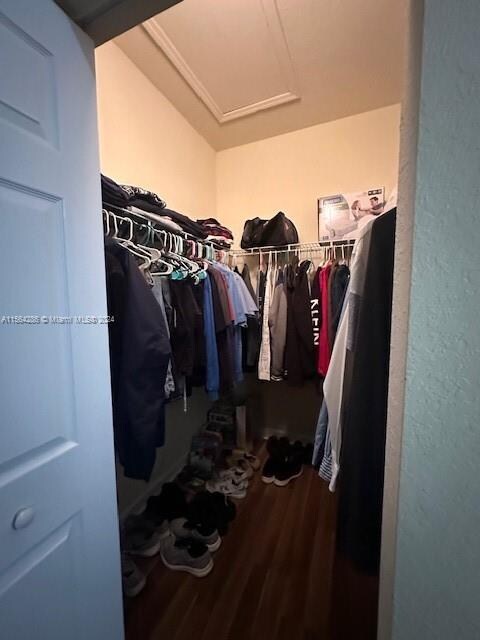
[12,507,35,530]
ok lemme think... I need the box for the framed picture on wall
[318,187,385,242]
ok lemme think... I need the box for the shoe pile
[261,437,312,487]
[121,452,258,596]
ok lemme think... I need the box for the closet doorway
[0,1,407,640]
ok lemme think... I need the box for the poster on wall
[317,187,386,241]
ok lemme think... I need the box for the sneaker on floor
[140,508,170,539]
[123,515,163,557]
[207,492,236,527]
[189,491,236,536]
[121,554,146,598]
[243,452,261,471]
[160,536,213,577]
[226,451,260,473]
[273,447,303,487]
[266,436,290,458]
[176,468,207,493]
[219,466,250,484]
[262,437,290,483]
[261,456,280,484]
[206,477,247,499]
[224,457,254,479]
[146,482,188,523]
[170,517,221,552]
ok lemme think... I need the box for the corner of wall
[377,1,424,638]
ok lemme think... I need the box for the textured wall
[216,105,401,246]
[378,1,421,637]
[391,1,480,638]
[95,41,217,219]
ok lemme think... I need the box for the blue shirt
[203,273,220,398]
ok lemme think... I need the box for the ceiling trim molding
[143,0,300,124]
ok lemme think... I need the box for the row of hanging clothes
[232,242,353,386]
[233,203,397,576]
[312,205,397,575]
[102,202,256,482]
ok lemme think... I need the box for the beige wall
[95,41,216,219]
[216,104,401,246]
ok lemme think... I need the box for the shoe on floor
[273,444,304,486]
[219,466,250,484]
[123,514,163,557]
[224,457,254,479]
[206,477,247,499]
[266,436,290,458]
[262,436,291,483]
[140,507,170,539]
[176,468,207,493]
[121,554,146,598]
[170,517,222,552]
[226,451,260,473]
[189,491,236,536]
[160,536,213,577]
[146,482,188,523]
[261,456,280,484]
[242,452,261,471]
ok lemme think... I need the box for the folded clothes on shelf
[101,173,209,239]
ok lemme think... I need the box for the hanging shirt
[170,280,202,377]
[311,267,321,351]
[330,264,350,343]
[318,263,332,376]
[258,263,273,381]
[203,272,220,398]
[269,269,288,381]
[104,238,171,482]
[151,274,175,398]
[208,266,235,393]
[285,260,316,385]
[316,217,375,490]
[217,264,258,383]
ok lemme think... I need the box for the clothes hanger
[110,212,152,269]
[103,209,111,236]
[141,223,174,276]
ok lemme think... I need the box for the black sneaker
[273,448,303,486]
[261,456,280,484]
[266,436,290,457]
[188,491,236,537]
[262,436,291,483]
[146,482,188,522]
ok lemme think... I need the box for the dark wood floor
[124,445,376,640]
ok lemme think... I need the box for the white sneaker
[219,467,250,484]
[206,477,247,499]
[160,535,214,577]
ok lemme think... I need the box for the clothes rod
[230,239,356,256]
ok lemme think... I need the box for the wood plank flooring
[125,444,340,640]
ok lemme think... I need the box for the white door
[0,1,124,638]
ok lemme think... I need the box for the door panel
[0,1,123,638]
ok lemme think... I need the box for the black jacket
[105,239,171,481]
[285,260,316,385]
[336,208,396,573]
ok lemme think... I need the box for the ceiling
[115,0,407,150]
